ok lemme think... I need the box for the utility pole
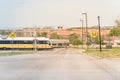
[34,26,37,51]
[82,13,88,50]
[80,20,84,49]
[98,16,102,52]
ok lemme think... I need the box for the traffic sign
[10,32,16,39]
[92,31,97,38]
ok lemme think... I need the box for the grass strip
[85,48,120,58]
[0,51,34,56]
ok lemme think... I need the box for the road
[0,48,120,80]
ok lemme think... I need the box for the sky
[0,0,120,29]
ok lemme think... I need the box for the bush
[72,40,82,45]
[86,41,91,46]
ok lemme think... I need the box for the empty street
[0,48,120,80]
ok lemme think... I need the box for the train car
[0,37,53,50]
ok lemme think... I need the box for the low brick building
[21,28,110,38]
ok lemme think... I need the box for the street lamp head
[80,20,83,21]
[82,13,87,15]
[97,16,100,18]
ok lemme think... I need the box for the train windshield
[38,41,48,44]
[37,40,51,45]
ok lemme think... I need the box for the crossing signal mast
[34,26,37,51]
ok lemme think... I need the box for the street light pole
[82,13,88,50]
[97,16,102,52]
[80,20,84,49]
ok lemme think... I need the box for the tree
[0,30,7,35]
[72,39,82,46]
[37,32,41,37]
[108,19,120,39]
[115,19,120,27]
[109,28,120,36]
[86,41,91,46]
[0,30,4,35]
[41,32,47,37]
[108,19,120,38]
[50,33,60,39]
[68,33,79,43]
[94,36,105,45]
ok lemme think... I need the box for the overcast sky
[0,0,120,28]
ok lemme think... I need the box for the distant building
[23,28,40,37]
[20,28,110,38]
[15,30,24,37]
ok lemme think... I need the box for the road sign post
[10,32,16,39]
[92,31,97,39]
[9,32,16,51]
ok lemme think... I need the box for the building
[23,28,40,37]
[21,27,110,38]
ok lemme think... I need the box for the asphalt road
[0,48,120,80]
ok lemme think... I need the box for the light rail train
[0,37,53,50]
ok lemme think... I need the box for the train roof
[0,37,50,41]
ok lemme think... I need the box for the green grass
[0,51,35,56]
[85,48,120,58]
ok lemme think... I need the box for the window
[38,41,47,44]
